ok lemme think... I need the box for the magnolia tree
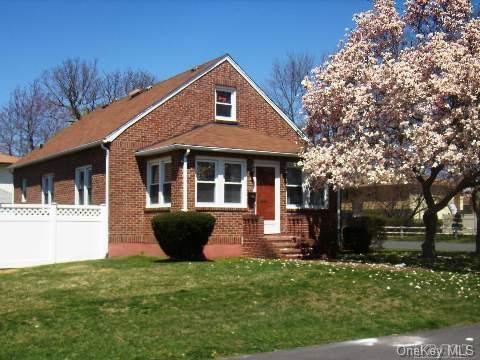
[301,0,480,258]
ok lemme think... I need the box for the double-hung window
[196,158,246,207]
[21,178,27,203]
[286,166,303,207]
[75,166,92,205]
[41,174,54,205]
[147,158,172,207]
[286,163,328,209]
[215,87,236,122]
[196,160,216,203]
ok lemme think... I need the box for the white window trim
[21,178,27,203]
[75,165,92,205]
[215,86,237,122]
[41,173,54,205]
[195,156,247,208]
[146,157,172,208]
[285,163,329,210]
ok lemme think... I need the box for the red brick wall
[242,215,273,258]
[108,60,304,246]
[13,146,106,205]
[12,60,337,257]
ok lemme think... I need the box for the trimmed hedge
[151,212,216,260]
[342,216,386,254]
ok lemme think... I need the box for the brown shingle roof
[136,123,302,156]
[14,55,227,168]
[0,153,18,164]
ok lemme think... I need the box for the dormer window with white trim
[215,87,236,122]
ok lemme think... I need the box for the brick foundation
[108,243,242,259]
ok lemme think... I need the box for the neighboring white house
[0,154,18,203]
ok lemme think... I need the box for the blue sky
[0,0,371,105]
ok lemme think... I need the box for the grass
[338,250,480,273]
[385,234,475,243]
[1,255,480,359]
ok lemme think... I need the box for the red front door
[256,167,275,220]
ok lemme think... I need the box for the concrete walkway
[227,323,479,360]
[383,240,475,252]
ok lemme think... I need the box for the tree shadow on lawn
[152,258,213,264]
[336,250,480,274]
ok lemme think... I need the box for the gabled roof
[136,123,302,157]
[13,54,306,169]
[0,153,18,165]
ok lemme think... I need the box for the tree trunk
[476,214,480,256]
[422,209,437,259]
[351,190,364,218]
[472,189,480,256]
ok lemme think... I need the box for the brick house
[0,153,18,203]
[11,55,337,259]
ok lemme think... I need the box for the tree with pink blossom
[302,0,480,258]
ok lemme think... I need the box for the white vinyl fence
[385,225,476,238]
[0,204,108,268]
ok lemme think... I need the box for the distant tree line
[0,58,156,156]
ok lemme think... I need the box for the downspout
[101,142,110,257]
[182,148,191,211]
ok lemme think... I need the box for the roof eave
[135,144,300,158]
[9,140,104,170]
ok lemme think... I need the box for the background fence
[0,204,108,268]
[385,225,476,239]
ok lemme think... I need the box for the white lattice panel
[56,206,102,218]
[0,206,50,217]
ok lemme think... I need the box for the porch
[242,212,338,260]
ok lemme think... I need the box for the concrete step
[264,235,298,242]
[282,253,304,260]
[278,247,302,255]
[268,241,300,248]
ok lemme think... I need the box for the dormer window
[215,87,236,122]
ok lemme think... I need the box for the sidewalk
[227,323,479,360]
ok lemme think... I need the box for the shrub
[342,216,386,254]
[343,225,370,254]
[151,212,216,260]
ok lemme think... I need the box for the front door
[256,163,280,234]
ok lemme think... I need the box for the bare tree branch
[265,51,316,126]
[42,58,101,121]
[0,80,64,155]
[2,57,157,155]
[100,68,156,103]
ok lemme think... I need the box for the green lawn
[1,255,479,359]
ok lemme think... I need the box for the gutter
[9,140,103,170]
[136,144,300,158]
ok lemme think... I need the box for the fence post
[101,204,109,258]
[49,203,58,264]
[400,226,404,239]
